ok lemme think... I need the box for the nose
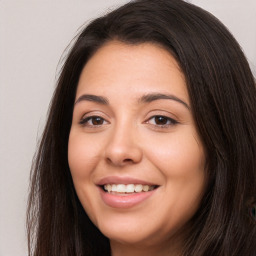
[104,124,143,167]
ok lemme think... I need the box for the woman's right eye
[79,116,108,127]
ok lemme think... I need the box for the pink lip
[98,187,157,208]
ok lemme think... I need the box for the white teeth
[112,184,117,192]
[126,184,135,192]
[103,184,155,193]
[135,184,143,192]
[116,184,126,193]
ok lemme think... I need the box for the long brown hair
[27,0,256,255]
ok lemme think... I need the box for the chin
[94,212,184,249]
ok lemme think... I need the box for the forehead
[76,41,188,103]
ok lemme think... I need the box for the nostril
[106,157,134,166]
[106,158,112,164]
[123,158,133,163]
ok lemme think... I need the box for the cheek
[68,132,102,185]
[67,132,102,221]
[146,130,205,177]
[144,128,206,210]
[145,130,206,226]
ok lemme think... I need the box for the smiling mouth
[98,182,159,208]
[101,184,158,194]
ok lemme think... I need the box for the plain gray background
[0,1,255,255]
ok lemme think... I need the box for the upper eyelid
[144,109,179,120]
[146,115,178,124]
[79,110,110,119]
[80,114,108,121]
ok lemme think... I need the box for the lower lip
[98,187,157,208]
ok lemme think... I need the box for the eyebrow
[75,94,109,105]
[139,93,190,110]
[74,92,190,110]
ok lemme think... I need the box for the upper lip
[97,176,158,186]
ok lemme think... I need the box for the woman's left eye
[147,115,178,127]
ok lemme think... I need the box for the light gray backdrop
[0,1,255,255]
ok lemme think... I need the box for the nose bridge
[104,116,142,166]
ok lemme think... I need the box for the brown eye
[154,116,169,125]
[91,116,104,125]
[79,116,107,126]
[147,115,178,127]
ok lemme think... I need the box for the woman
[27,0,256,255]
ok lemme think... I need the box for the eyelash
[79,116,108,127]
[146,115,178,128]
[79,115,178,129]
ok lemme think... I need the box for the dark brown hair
[27,0,256,255]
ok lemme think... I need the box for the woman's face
[68,41,206,251]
